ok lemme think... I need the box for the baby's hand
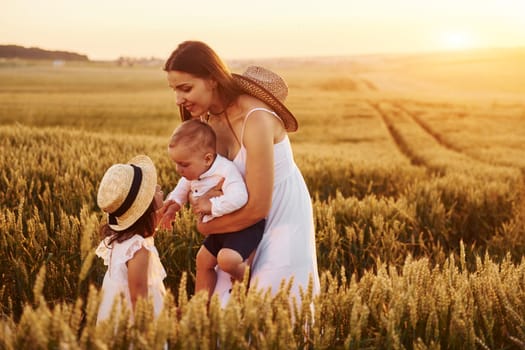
[192,197,212,216]
[157,200,180,230]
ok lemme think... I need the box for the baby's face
[168,145,212,181]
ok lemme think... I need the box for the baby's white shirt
[167,154,248,222]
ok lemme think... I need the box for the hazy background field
[1,47,525,348]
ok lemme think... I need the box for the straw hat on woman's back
[233,66,298,132]
[97,155,157,231]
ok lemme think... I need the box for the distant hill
[0,45,89,61]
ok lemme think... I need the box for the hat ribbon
[108,164,143,225]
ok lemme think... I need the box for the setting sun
[438,30,477,51]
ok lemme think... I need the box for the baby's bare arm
[157,200,181,230]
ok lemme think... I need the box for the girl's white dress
[213,108,321,305]
[95,234,167,321]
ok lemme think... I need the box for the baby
[160,119,265,297]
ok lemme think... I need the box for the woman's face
[167,70,216,117]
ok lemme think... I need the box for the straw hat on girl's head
[97,155,157,231]
[233,66,298,132]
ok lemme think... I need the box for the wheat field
[1,48,525,349]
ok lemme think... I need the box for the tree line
[0,44,88,61]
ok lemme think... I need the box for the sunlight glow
[1,0,524,59]
[439,31,477,50]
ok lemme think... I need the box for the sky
[1,0,525,61]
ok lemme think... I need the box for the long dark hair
[164,41,242,120]
[100,200,157,246]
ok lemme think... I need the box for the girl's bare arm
[127,247,149,310]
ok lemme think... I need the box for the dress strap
[240,108,283,145]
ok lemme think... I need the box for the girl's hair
[169,119,216,154]
[100,200,157,246]
[164,41,241,115]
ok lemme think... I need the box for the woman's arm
[197,111,276,234]
[127,247,149,310]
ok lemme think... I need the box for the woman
[163,40,319,305]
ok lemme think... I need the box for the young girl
[95,155,166,322]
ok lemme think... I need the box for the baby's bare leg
[217,248,245,281]
[195,245,218,298]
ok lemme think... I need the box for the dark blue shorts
[203,219,266,260]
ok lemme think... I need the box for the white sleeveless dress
[213,108,320,305]
[95,235,167,321]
